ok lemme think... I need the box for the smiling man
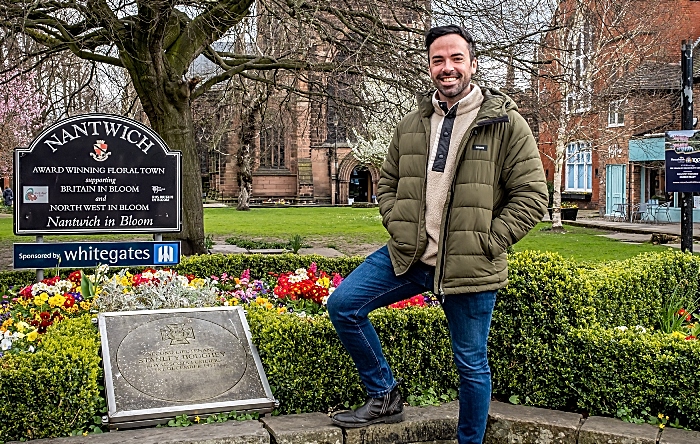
[327,25,548,444]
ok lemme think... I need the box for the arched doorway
[348,166,372,203]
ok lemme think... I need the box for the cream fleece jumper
[420,84,484,266]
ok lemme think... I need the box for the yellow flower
[666,416,669,420]
[194,416,200,423]
[670,331,686,340]
[277,307,287,314]
[2,318,14,329]
[658,413,664,419]
[255,297,268,305]
[264,302,273,310]
[18,298,29,307]
[26,330,38,342]
[659,424,665,429]
[82,431,88,436]
[48,294,66,308]
[33,296,44,307]
[16,321,29,333]
[316,276,330,288]
[79,301,92,310]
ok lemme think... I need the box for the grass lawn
[513,223,678,262]
[204,207,390,245]
[204,207,677,263]
[0,207,681,264]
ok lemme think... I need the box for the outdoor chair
[652,202,672,223]
[631,203,650,223]
[610,203,627,222]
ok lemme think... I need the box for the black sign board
[15,114,181,235]
[665,130,700,193]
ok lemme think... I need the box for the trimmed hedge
[0,315,102,442]
[246,306,456,415]
[175,253,366,280]
[489,250,596,409]
[567,327,700,430]
[588,251,700,329]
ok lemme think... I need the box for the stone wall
[17,401,700,444]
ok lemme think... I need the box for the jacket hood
[418,86,518,119]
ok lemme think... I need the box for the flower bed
[1,262,435,356]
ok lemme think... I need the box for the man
[327,24,547,444]
[3,187,13,206]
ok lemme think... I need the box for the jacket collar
[419,86,517,126]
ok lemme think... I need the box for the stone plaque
[99,307,276,428]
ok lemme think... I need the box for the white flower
[1,331,13,350]
[28,345,35,352]
[634,325,647,333]
[615,326,628,331]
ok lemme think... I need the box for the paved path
[560,210,700,240]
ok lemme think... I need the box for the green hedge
[489,250,596,409]
[567,327,700,430]
[0,315,102,442]
[175,253,365,280]
[246,306,456,415]
[588,251,700,329]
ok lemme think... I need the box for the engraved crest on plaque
[160,323,195,345]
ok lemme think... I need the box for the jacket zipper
[437,126,478,303]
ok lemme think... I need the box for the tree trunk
[136,80,206,255]
[236,101,258,211]
[552,118,567,231]
[237,143,252,211]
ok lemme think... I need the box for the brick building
[537,0,700,216]
[200,5,428,206]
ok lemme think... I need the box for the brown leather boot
[331,384,404,428]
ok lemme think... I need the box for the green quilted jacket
[377,87,548,296]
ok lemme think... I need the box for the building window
[566,141,592,192]
[259,124,285,169]
[608,100,625,127]
[566,14,592,114]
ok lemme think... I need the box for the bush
[0,315,102,442]
[175,254,365,280]
[588,251,700,330]
[489,251,596,409]
[246,305,456,415]
[567,327,700,430]
[3,249,700,438]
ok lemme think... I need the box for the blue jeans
[327,246,497,444]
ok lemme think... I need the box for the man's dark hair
[425,25,476,60]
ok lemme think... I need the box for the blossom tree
[0,70,44,180]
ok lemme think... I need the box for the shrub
[588,251,700,330]
[0,315,102,442]
[567,326,700,430]
[489,250,596,409]
[246,305,456,415]
[175,254,365,280]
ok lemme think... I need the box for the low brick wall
[12,401,700,444]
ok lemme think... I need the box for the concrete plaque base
[99,306,276,428]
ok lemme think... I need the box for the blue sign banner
[665,130,700,192]
[14,241,180,269]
